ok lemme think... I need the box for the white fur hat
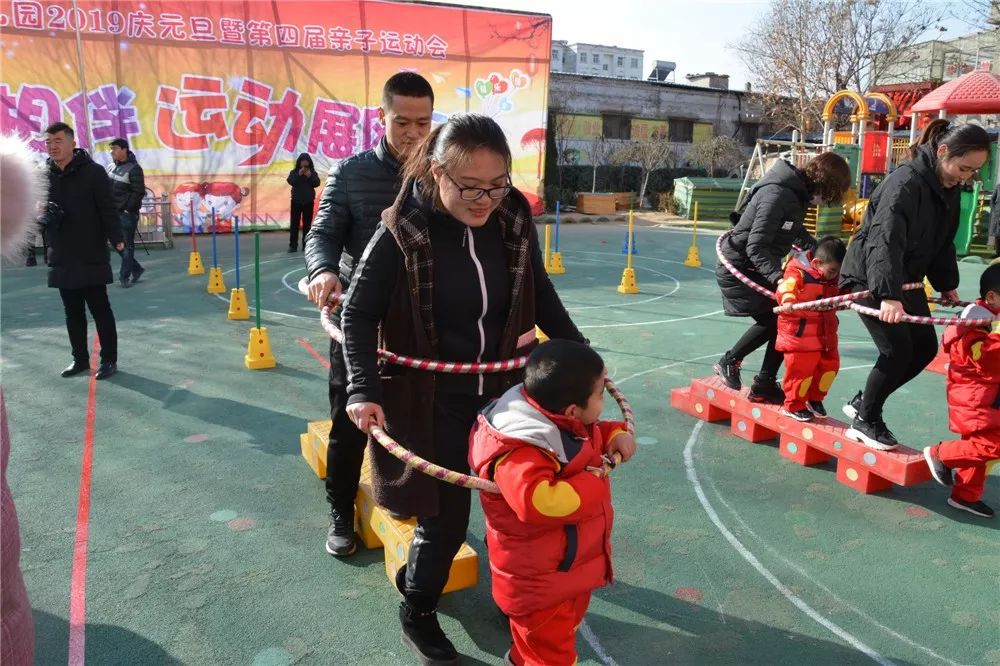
[0,134,47,258]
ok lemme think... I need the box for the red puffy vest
[943,300,1000,436]
[776,253,840,353]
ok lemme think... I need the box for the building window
[603,114,631,140]
[631,57,639,69]
[602,63,609,71]
[617,56,624,67]
[592,53,599,64]
[669,119,694,143]
[579,52,586,62]
[741,124,759,147]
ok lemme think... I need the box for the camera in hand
[38,201,65,232]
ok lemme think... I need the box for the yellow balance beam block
[355,454,385,549]
[369,505,478,594]
[299,433,326,479]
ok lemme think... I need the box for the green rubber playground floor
[1,224,997,666]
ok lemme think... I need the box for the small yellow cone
[228,287,249,320]
[245,326,276,369]
[207,266,226,294]
[188,250,205,275]
[535,326,549,343]
[683,244,702,268]
[548,251,566,274]
[617,267,639,294]
[925,278,935,313]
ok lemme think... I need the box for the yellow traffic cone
[207,266,226,294]
[617,267,639,294]
[188,250,205,275]
[245,326,276,369]
[548,251,566,274]
[683,243,702,268]
[228,287,249,320]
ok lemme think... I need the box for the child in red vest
[774,236,847,422]
[469,340,637,666]
[923,264,1000,518]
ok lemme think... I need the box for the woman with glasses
[341,113,584,664]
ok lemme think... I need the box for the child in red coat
[469,340,637,666]
[774,236,847,422]
[923,264,1000,518]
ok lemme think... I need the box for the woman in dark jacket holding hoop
[341,113,587,665]
[839,120,991,451]
[715,152,851,403]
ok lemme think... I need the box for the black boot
[714,352,742,390]
[399,601,459,665]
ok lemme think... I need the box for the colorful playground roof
[910,68,1000,114]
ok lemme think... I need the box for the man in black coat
[44,122,124,380]
[108,137,146,287]
[286,152,321,252]
[303,72,434,557]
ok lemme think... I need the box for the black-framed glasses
[445,171,512,201]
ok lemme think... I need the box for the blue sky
[432,0,983,89]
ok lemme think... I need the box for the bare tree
[584,136,614,192]
[733,0,945,134]
[947,0,997,31]
[613,133,675,208]
[687,136,746,177]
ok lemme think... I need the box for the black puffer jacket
[840,146,959,301]
[108,151,145,214]
[717,160,816,317]
[46,149,123,289]
[304,137,402,286]
[286,152,321,205]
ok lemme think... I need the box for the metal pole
[554,200,561,251]
[626,208,634,270]
[211,207,218,267]
[234,215,240,289]
[254,232,261,330]
[190,199,197,251]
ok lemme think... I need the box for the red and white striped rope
[715,233,995,327]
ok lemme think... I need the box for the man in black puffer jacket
[303,72,434,557]
[108,138,145,287]
[44,122,124,381]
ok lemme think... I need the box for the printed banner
[0,0,552,231]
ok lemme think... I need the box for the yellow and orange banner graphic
[0,0,552,230]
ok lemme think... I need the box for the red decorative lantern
[861,131,890,174]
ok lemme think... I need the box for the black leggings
[728,310,783,379]
[856,296,938,421]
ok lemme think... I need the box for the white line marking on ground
[702,475,961,666]
[579,619,619,666]
[682,422,896,666]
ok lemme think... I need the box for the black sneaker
[845,416,899,451]
[714,353,742,390]
[748,376,783,404]
[946,498,994,518]
[325,508,357,557]
[388,510,413,521]
[781,408,814,422]
[131,265,145,284]
[60,360,90,378]
[399,601,459,665]
[95,362,117,380]
[842,391,863,419]
[923,446,953,486]
[806,401,827,417]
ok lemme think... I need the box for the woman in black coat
[839,120,991,450]
[287,152,321,252]
[715,152,851,402]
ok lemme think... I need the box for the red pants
[782,349,840,411]
[508,593,591,666]
[933,430,1000,502]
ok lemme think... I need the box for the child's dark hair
[980,263,1000,299]
[524,340,605,414]
[382,71,434,108]
[814,236,846,265]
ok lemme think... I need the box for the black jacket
[716,159,816,317]
[840,146,960,301]
[46,149,123,289]
[342,190,583,404]
[108,151,145,214]
[304,138,401,286]
[286,152,321,205]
